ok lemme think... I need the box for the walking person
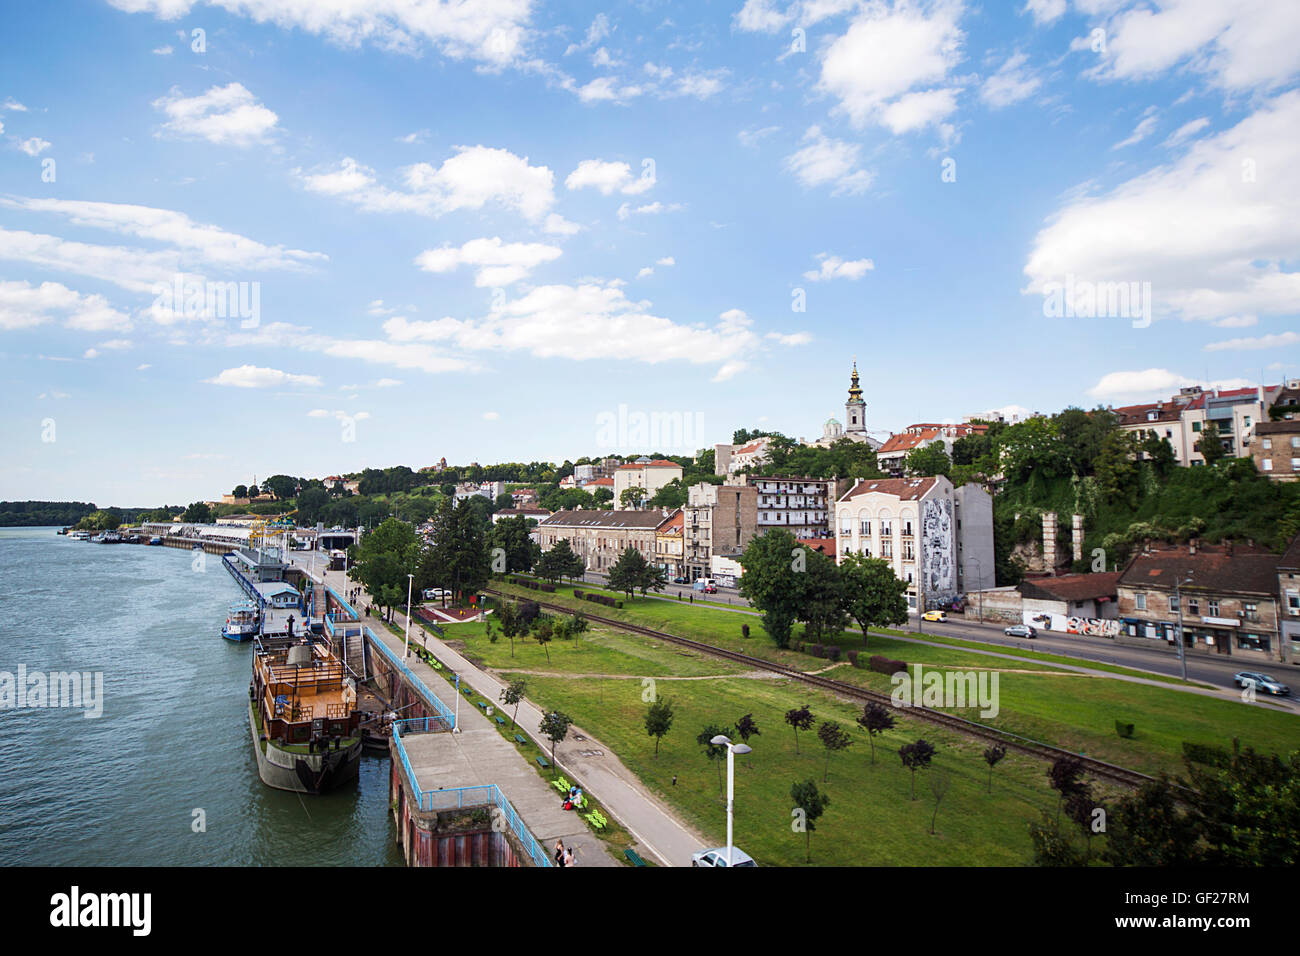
[553,839,564,866]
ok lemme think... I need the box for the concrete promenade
[293,556,710,867]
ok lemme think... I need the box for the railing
[222,553,266,609]
[367,627,457,730]
[391,722,551,868]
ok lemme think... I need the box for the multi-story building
[713,436,773,476]
[834,475,995,609]
[454,480,505,503]
[876,423,990,475]
[1251,421,1300,480]
[1277,535,1300,663]
[684,482,757,581]
[654,509,684,578]
[489,507,552,525]
[1115,541,1282,661]
[534,509,676,573]
[612,458,683,509]
[727,474,843,538]
[1113,384,1283,466]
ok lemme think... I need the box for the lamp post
[1173,573,1194,681]
[710,734,753,866]
[403,572,414,660]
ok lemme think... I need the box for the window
[1263,460,1273,472]
[1243,602,1259,622]
[1170,595,1179,612]
[1188,598,1199,615]
[860,519,871,535]
[1263,438,1272,450]
[1291,458,1300,472]
[1287,589,1299,615]
[1135,592,1147,610]
[1192,421,1202,432]
[1208,599,1220,617]
[903,521,913,536]
[1293,436,1300,448]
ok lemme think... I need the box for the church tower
[845,361,867,436]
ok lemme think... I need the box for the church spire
[847,360,864,405]
[845,361,866,435]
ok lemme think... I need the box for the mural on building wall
[1025,611,1121,638]
[921,498,955,597]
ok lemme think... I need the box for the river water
[0,527,400,866]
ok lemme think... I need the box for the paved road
[291,554,711,867]
[578,570,1300,711]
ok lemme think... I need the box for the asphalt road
[577,571,1300,712]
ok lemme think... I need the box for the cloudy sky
[2,0,1298,505]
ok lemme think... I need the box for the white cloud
[734,0,791,33]
[1091,0,1300,91]
[656,256,675,267]
[712,360,747,382]
[636,266,654,279]
[1204,331,1300,352]
[803,253,875,281]
[1022,0,1065,25]
[1163,116,1210,148]
[738,125,781,148]
[784,126,873,194]
[1087,368,1254,401]
[616,200,683,220]
[767,331,813,345]
[415,237,562,287]
[482,410,501,420]
[565,158,654,195]
[108,0,534,67]
[298,145,556,221]
[152,45,173,55]
[16,137,51,156]
[1023,91,1300,326]
[1111,106,1158,150]
[980,53,1041,108]
[818,0,965,135]
[0,279,132,332]
[206,365,322,388]
[153,83,279,146]
[543,212,581,236]
[2,98,27,111]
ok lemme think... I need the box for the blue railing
[367,628,457,730]
[390,721,551,868]
[222,553,266,609]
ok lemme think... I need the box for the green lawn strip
[828,663,1298,778]
[507,672,1097,866]
[499,578,1195,687]
[492,582,1299,776]
[381,620,636,860]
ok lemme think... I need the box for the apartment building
[534,509,676,573]
[1115,541,1282,661]
[876,423,989,475]
[1114,384,1283,466]
[1251,421,1300,480]
[612,458,684,509]
[725,474,844,538]
[834,475,995,609]
[654,509,685,578]
[684,482,757,581]
[1277,535,1300,662]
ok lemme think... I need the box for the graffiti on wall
[1025,611,1121,638]
[921,498,955,597]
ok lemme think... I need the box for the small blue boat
[222,602,260,643]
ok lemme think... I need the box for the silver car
[691,847,757,867]
[1004,624,1037,639]
[1234,671,1290,696]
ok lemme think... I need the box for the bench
[514,734,527,745]
[535,756,550,769]
[624,848,646,867]
[495,715,506,726]
[461,685,473,697]
[551,776,570,794]
[476,701,487,710]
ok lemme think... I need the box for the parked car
[672,576,688,584]
[1233,671,1291,696]
[691,847,757,867]
[1004,624,1037,639]
[422,587,449,601]
[921,610,946,622]
[693,578,718,594]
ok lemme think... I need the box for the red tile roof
[797,537,836,558]
[1019,572,1121,603]
[838,477,940,501]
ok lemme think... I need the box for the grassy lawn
[491,579,1299,777]
[505,672,1078,866]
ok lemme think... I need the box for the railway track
[484,587,1160,791]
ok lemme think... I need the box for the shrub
[869,655,907,676]
[847,649,859,667]
[1114,720,1135,739]
[824,645,841,662]
[741,623,750,639]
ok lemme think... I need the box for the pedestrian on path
[554,839,564,866]
[563,846,575,867]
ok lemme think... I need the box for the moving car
[1004,624,1037,639]
[921,610,946,622]
[1233,671,1291,696]
[691,847,756,867]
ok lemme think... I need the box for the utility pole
[1174,573,1193,682]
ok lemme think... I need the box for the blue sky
[1,0,1297,506]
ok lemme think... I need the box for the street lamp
[1173,573,1194,681]
[403,572,414,660]
[710,734,753,867]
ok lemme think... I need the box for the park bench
[476,701,487,710]
[495,715,506,726]
[552,776,570,794]
[535,756,550,769]
[461,685,473,697]
[514,734,527,745]
[624,848,646,867]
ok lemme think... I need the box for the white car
[691,847,756,867]
[422,588,450,601]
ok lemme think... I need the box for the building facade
[653,509,684,578]
[612,458,684,509]
[876,423,989,475]
[534,509,675,573]
[834,475,995,609]
[684,482,758,581]
[726,474,841,538]
[1251,421,1300,480]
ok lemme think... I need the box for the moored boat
[247,636,362,794]
[221,602,260,642]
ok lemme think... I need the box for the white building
[835,475,995,610]
[612,458,684,509]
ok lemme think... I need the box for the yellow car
[921,610,947,622]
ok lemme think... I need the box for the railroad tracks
[484,588,1159,791]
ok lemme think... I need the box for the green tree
[263,474,297,500]
[539,710,573,772]
[739,529,806,648]
[905,441,951,477]
[295,486,330,524]
[495,600,526,657]
[1103,776,1203,866]
[644,697,675,756]
[537,538,585,585]
[232,484,248,499]
[790,780,830,863]
[181,502,213,523]
[983,744,1007,793]
[417,498,490,603]
[1196,422,1226,464]
[489,515,541,574]
[619,486,647,509]
[817,720,853,782]
[856,702,896,765]
[785,704,814,754]
[839,552,909,644]
[697,724,731,794]
[899,739,937,800]
[606,546,648,599]
[533,616,553,663]
[350,517,419,619]
[647,479,687,509]
[1188,746,1300,866]
[800,549,847,640]
[499,679,527,732]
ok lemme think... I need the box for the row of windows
[1260,458,1300,472]
[1134,591,1261,621]
[1260,437,1300,449]
[839,519,915,537]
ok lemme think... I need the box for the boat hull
[247,701,362,794]
[222,627,256,643]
